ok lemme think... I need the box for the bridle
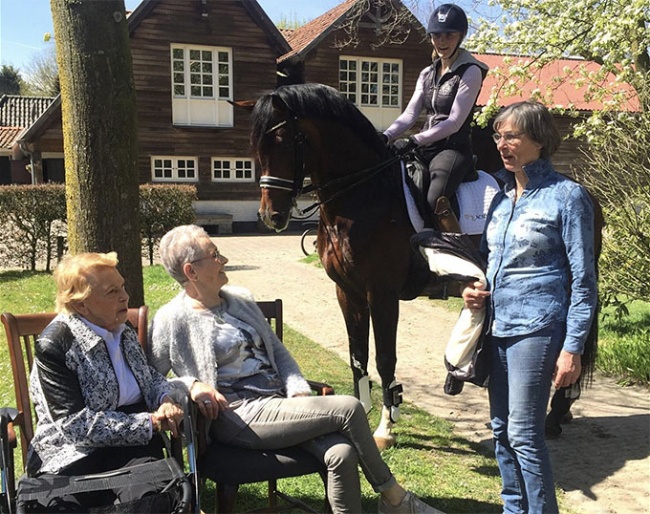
[258,96,401,218]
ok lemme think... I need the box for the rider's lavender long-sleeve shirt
[383,60,483,145]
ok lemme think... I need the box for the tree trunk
[50,0,144,306]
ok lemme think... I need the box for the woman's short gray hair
[159,224,210,284]
[493,101,561,158]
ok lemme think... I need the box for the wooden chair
[2,301,333,513]
[194,300,333,514]
[0,306,149,509]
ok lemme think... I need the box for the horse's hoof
[560,411,574,424]
[374,434,397,451]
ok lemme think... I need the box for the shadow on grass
[0,269,51,284]
[601,311,650,336]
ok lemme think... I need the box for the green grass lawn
[5,265,641,512]
[598,300,650,385]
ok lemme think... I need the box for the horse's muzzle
[259,208,290,232]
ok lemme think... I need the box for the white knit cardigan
[148,285,311,398]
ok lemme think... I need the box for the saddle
[403,155,468,233]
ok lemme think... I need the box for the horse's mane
[251,83,391,158]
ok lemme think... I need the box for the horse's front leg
[336,285,372,413]
[368,290,402,450]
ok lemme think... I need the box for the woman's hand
[553,350,582,389]
[151,398,183,438]
[190,381,229,419]
[462,280,490,312]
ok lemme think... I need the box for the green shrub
[0,184,66,271]
[139,185,197,265]
[0,184,198,270]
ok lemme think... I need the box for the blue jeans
[488,325,564,514]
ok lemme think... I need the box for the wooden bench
[195,212,233,234]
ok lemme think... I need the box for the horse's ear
[228,99,256,112]
[271,94,289,113]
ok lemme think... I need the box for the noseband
[259,116,312,195]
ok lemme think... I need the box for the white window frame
[339,56,402,130]
[170,44,234,127]
[151,156,199,182]
[211,157,255,183]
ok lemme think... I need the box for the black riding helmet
[427,3,468,35]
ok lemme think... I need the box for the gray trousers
[210,394,396,513]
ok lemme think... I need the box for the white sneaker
[378,491,445,514]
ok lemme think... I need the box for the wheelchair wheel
[300,228,318,256]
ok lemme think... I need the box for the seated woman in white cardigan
[148,224,443,514]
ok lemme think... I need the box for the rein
[259,104,400,218]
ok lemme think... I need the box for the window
[212,158,254,182]
[151,156,198,182]
[339,57,402,130]
[171,44,233,127]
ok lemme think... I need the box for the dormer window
[170,44,233,127]
[339,56,402,130]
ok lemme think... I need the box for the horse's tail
[581,188,604,388]
[580,303,599,387]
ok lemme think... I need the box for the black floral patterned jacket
[27,313,173,475]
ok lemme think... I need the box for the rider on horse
[382,4,488,232]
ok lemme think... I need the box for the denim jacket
[481,159,597,354]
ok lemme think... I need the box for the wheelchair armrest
[0,407,20,449]
[1,407,20,512]
[307,380,335,396]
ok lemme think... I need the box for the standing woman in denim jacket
[462,101,597,514]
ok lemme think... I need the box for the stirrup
[433,196,461,233]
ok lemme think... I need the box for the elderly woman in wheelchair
[24,252,183,510]
[149,225,444,514]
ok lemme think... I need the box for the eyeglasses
[189,249,224,264]
[492,132,524,144]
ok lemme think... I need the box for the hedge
[0,184,197,271]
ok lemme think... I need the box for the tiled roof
[476,54,640,112]
[0,127,23,150]
[0,95,56,128]
[279,0,357,63]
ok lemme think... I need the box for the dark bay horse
[251,83,434,447]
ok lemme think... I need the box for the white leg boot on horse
[357,374,372,414]
[373,380,403,450]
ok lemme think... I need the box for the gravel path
[217,232,650,514]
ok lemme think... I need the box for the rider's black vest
[421,60,483,152]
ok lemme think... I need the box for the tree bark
[50,0,144,306]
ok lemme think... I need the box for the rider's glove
[377,132,389,146]
[391,136,418,157]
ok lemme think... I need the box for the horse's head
[251,91,307,232]
[251,83,392,232]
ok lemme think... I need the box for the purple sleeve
[411,65,483,146]
[383,67,428,141]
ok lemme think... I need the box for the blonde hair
[54,252,119,314]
